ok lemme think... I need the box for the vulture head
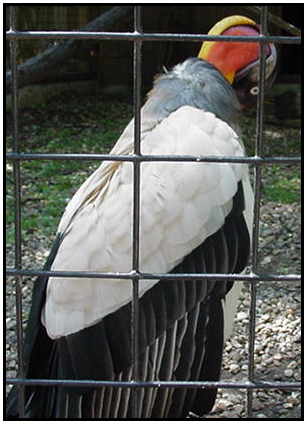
[198,15,277,107]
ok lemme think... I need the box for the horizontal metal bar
[6,268,301,282]
[6,152,301,164]
[6,30,301,44]
[6,377,301,391]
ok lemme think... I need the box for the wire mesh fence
[6,5,301,419]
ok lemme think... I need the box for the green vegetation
[239,113,301,205]
[262,165,301,204]
[6,95,132,245]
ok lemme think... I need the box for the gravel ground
[5,200,301,419]
[206,202,301,419]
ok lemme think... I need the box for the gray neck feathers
[143,58,241,130]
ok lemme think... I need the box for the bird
[6,15,277,419]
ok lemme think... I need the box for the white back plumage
[42,105,249,339]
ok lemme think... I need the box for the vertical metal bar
[9,5,25,418]
[246,5,268,418]
[131,5,142,418]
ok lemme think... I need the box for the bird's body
[44,59,245,339]
[6,16,276,419]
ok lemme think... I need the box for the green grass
[239,113,301,204]
[6,96,132,245]
[6,95,301,246]
[262,165,301,204]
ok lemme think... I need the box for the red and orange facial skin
[198,16,277,109]
[204,25,261,84]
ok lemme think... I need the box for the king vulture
[6,15,277,418]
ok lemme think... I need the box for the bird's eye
[250,86,259,96]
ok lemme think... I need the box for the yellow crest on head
[198,15,257,60]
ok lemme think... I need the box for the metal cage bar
[131,5,143,418]
[6,268,301,282]
[8,5,25,418]
[247,6,267,417]
[6,30,300,44]
[6,5,301,419]
[6,151,301,163]
[7,377,301,391]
